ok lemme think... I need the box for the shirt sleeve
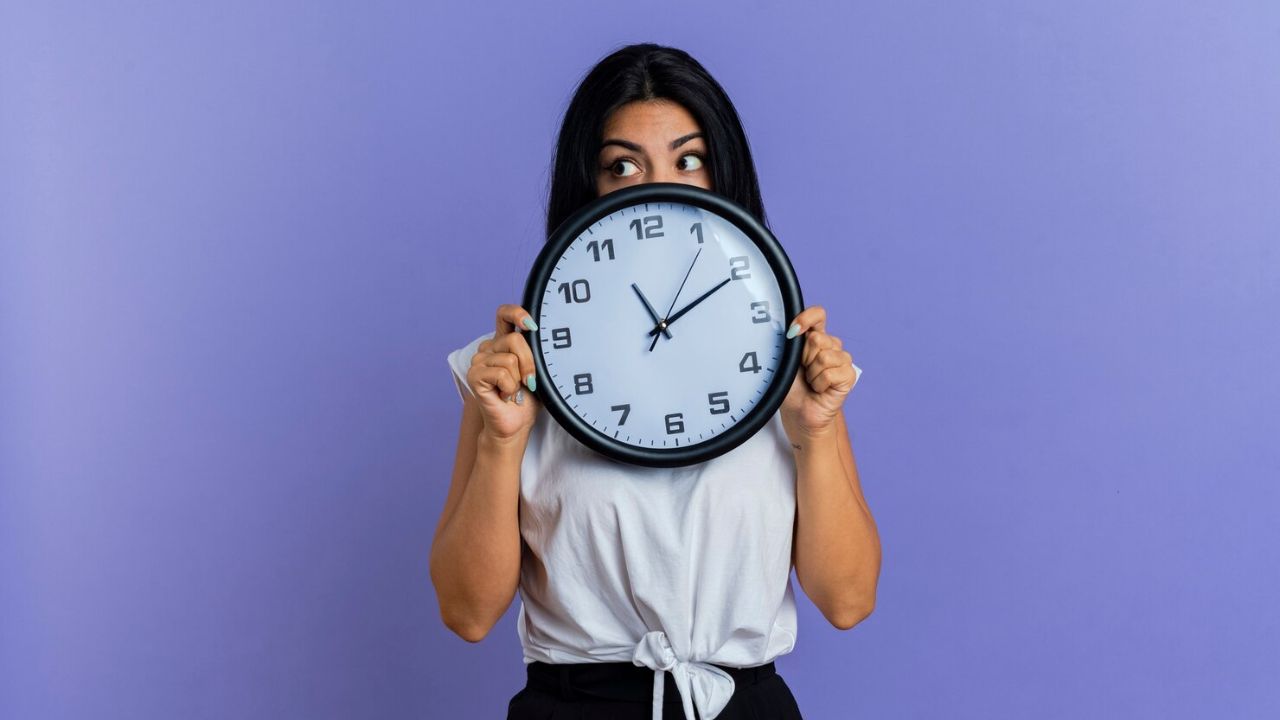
[445,331,497,402]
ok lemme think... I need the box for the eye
[678,152,706,172]
[607,158,641,178]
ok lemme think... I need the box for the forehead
[601,100,702,144]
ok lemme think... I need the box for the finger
[803,330,840,367]
[480,353,525,398]
[806,348,853,384]
[803,345,844,384]
[786,305,827,339]
[468,364,520,399]
[809,365,855,396]
[490,331,538,391]
[495,304,538,338]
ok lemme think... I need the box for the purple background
[2,2,1278,718]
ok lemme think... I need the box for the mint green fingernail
[522,317,538,331]
[525,373,536,392]
[786,323,801,339]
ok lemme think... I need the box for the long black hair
[545,43,768,239]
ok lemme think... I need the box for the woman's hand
[467,304,541,440]
[780,305,860,441]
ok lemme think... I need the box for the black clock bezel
[522,183,804,468]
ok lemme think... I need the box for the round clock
[522,182,804,468]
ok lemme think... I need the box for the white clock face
[537,201,787,451]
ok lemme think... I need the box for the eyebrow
[600,132,704,153]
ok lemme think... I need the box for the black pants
[506,660,805,719]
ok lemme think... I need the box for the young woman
[429,43,881,720]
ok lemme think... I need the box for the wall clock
[522,182,803,468]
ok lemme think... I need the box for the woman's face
[596,99,712,196]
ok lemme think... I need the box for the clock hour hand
[631,283,672,339]
[647,277,732,337]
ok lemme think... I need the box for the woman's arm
[429,306,540,642]
[781,305,882,630]
[429,395,527,642]
[790,408,881,629]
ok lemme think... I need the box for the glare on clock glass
[538,202,786,450]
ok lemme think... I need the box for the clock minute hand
[631,283,672,339]
[647,277,733,337]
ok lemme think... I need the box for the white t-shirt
[446,331,861,720]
